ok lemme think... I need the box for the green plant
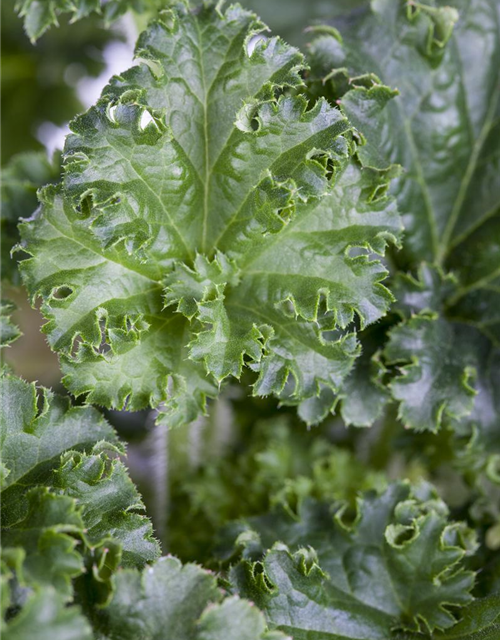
[2,0,499,638]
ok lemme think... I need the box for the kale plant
[1,1,499,638]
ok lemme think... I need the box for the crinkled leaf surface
[0,373,159,608]
[20,2,401,426]
[306,0,500,431]
[434,595,500,640]
[1,151,61,283]
[384,266,500,493]
[52,447,160,567]
[310,0,500,267]
[2,489,86,599]
[0,373,116,504]
[227,482,477,636]
[95,555,286,640]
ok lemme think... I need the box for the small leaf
[96,555,285,640]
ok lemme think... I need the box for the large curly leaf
[20,2,401,426]
[0,373,159,610]
[95,555,287,640]
[227,482,477,636]
[0,373,116,498]
[306,0,500,432]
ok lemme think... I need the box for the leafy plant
[1,0,499,637]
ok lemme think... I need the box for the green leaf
[241,0,368,47]
[14,0,161,42]
[52,446,160,567]
[0,301,22,349]
[307,0,499,266]
[435,595,500,640]
[20,2,401,426]
[96,555,286,640]
[384,316,478,433]
[386,264,500,456]
[0,373,159,606]
[228,482,477,636]
[167,415,386,562]
[2,489,85,599]
[305,0,500,432]
[3,586,92,640]
[338,323,390,427]
[1,151,61,284]
[0,373,116,504]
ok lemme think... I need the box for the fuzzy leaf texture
[19,2,402,427]
[95,555,287,640]
[227,482,478,638]
[0,373,160,614]
[306,0,500,433]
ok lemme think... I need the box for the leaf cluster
[2,0,500,638]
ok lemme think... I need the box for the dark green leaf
[229,482,477,636]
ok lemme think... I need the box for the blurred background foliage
[1,3,117,164]
[2,0,499,584]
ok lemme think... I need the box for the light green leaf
[20,2,401,426]
[228,482,477,636]
[96,555,286,640]
[3,586,92,640]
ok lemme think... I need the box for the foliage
[1,1,117,164]
[228,482,477,636]
[1,151,62,283]
[305,0,500,436]
[19,1,402,428]
[0,302,22,348]
[2,0,500,638]
[15,0,162,42]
